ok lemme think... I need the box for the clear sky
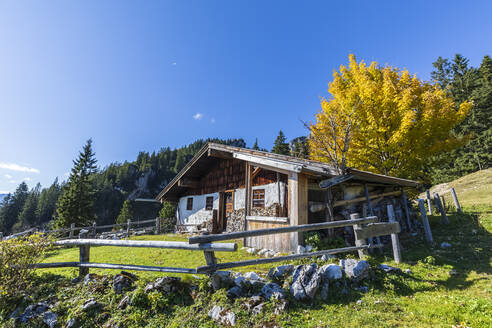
[0,0,491,193]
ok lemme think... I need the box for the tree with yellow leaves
[309,55,472,182]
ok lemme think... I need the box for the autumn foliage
[309,54,472,181]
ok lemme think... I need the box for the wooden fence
[32,214,401,277]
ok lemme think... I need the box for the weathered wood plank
[351,213,367,259]
[79,245,90,277]
[246,216,288,223]
[56,239,237,252]
[196,244,383,272]
[354,222,400,240]
[189,216,378,244]
[387,205,402,263]
[450,188,462,214]
[401,188,412,231]
[319,174,353,189]
[333,190,402,208]
[434,193,449,224]
[417,199,433,243]
[33,262,198,274]
[426,189,433,215]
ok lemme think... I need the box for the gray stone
[377,264,401,274]
[113,274,134,294]
[66,318,78,328]
[18,302,49,323]
[305,245,313,252]
[290,263,322,301]
[261,282,286,300]
[81,299,99,312]
[83,273,99,285]
[227,286,243,298]
[243,295,263,311]
[320,282,330,300]
[258,248,268,256]
[404,269,412,274]
[356,299,363,305]
[244,272,260,281]
[357,286,369,293]
[210,271,233,290]
[43,312,57,328]
[273,300,288,315]
[234,276,247,287]
[246,248,257,254]
[319,264,342,281]
[267,264,294,281]
[208,305,236,326]
[145,276,181,293]
[340,259,370,281]
[252,303,265,315]
[296,245,306,254]
[320,254,336,262]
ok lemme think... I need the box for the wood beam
[178,178,201,188]
[319,174,353,189]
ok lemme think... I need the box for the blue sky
[0,0,491,193]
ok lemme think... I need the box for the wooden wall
[246,220,291,252]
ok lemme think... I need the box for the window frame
[252,188,265,208]
[205,196,214,211]
[186,197,193,211]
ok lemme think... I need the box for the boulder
[319,264,342,281]
[243,295,263,311]
[113,272,136,294]
[305,245,313,252]
[227,286,243,298]
[258,249,268,256]
[208,305,236,326]
[42,312,57,328]
[83,273,99,285]
[252,303,265,315]
[66,318,78,328]
[117,295,130,310]
[210,271,234,290]
[320,281,329,300]
[320,254,336,262]
[17,302,49,323]
[246,248,257,255]
[340,259,370,282]
[290,263,321,301]
[145,276,180,293]
[81,299,99,312]
[296,245,306,254]
[267,264,294,281]
[261,282,286,300]
[244,272,260,281]
[377,264,401,274]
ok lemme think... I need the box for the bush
[158,202,176,232]
[0,234,52,303]
[304,231,346,251]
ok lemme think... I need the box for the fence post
[441,196,447,213]
[351,213,368,259]
[79,244,90,277]
[417,199,433,243]
[79,229,88,239]
[450,188,462,214]
[92,222,97,238]
[127,219,131,235]
[400,188,412,231]
[426,189,433,215]
[387,205,402,263]
[69,223,75,239]
[155,217,160,235]
[0,232,3,241]
[201,232,217,274]
[434,193,449,224]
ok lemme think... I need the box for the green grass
[10,169,492,327]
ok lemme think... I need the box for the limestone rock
[210,271,234,290]
[261,282,286,300]
[340,259,370,282]
[377,264,401,274]
[319,264,342,281]
[81,299,99,312]
[267,264,294,281]
[117,295,130,310]
[208,305,236,326]
[290,263,321,301]
[43,312,57,328]
[227,286,243,298]
[113,272,136,294]
[296,245,306,254]
[243,295,263,311]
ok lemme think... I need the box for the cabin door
[222,190,234,231]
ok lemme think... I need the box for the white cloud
[0,190,11,194]
[172,62,177,66]
[0,162,40,173]
[23,177,31,181]
[9,180,16,184]
[193,113,203,120]
[211,118,216,124]
[4,174,12,179]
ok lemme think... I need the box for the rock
[81,299,99,312]
[43,312,57,328]
[66,318,78,328]
[264,250,276,258]
[356,299,362,305]
[252,303,265,315]
[357,286,369,293]
[290,263,321,301]
[441,242,452,248]
[320,254,336,262]
[319,264,342,281]
[449,269,458,276]
[17,302,50,323]
[404,269,412,274]
[305,245,313,252]
[210,271,234,290]
[227,286,243,298]
[83,273,99,285]
[258,248,268,256]
[296,245,306,254]
[261,282,286,300]
[244,272,260,281]
[377,264,401,274]
[113,273,135,294]
[208,305,236,326]
[320,281,329,300]
[234,276,247,287]
[273,300,288,315]
[246,248,257,254]
[340,259,370,282]
[267,264,294,281]
[117,295,130,309]
[243,295,263,311]
[145,276,181,293]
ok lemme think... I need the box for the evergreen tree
[290,136,309,159]
[252,138,260,150]
[0,182,29,233]
[116,200,133,224]
[55,139,98,228]
[18,183,41,227]
[35,178,62,225]
[272,131,290,155]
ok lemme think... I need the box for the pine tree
[55,139,98,228]
[35,178,62,225]
[0,182,29,233]
[290,136,309,159]
[252,138,260,150]
[18,183,41,227]
[116,200,133,224]
[272,131,290,155]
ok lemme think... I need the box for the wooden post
[325,187,334,238]
[417,199,433,243]
[426,189,433,215]
[351,213,368,259]
[91,222,97,238]
[434,193,449,224]
[387,205,402,263]
[69,223,75,239]
[288,172,308,251]
[155,217,160,234]
[364,184,382,254]
[441,196,447,213]
[0,232,3,241]
[79,244,90,277]
[400,188,412,231]
[127,219,131,235]
[450,188,462,214]
[244,162,252,246]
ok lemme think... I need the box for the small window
[206,196,214,210]
[186,197,193,210]
[252,189,265,208]
[225,191,234,215]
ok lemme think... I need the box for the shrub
[304,231,346,251]
[158,202,176,232]
[0,234,52,303]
